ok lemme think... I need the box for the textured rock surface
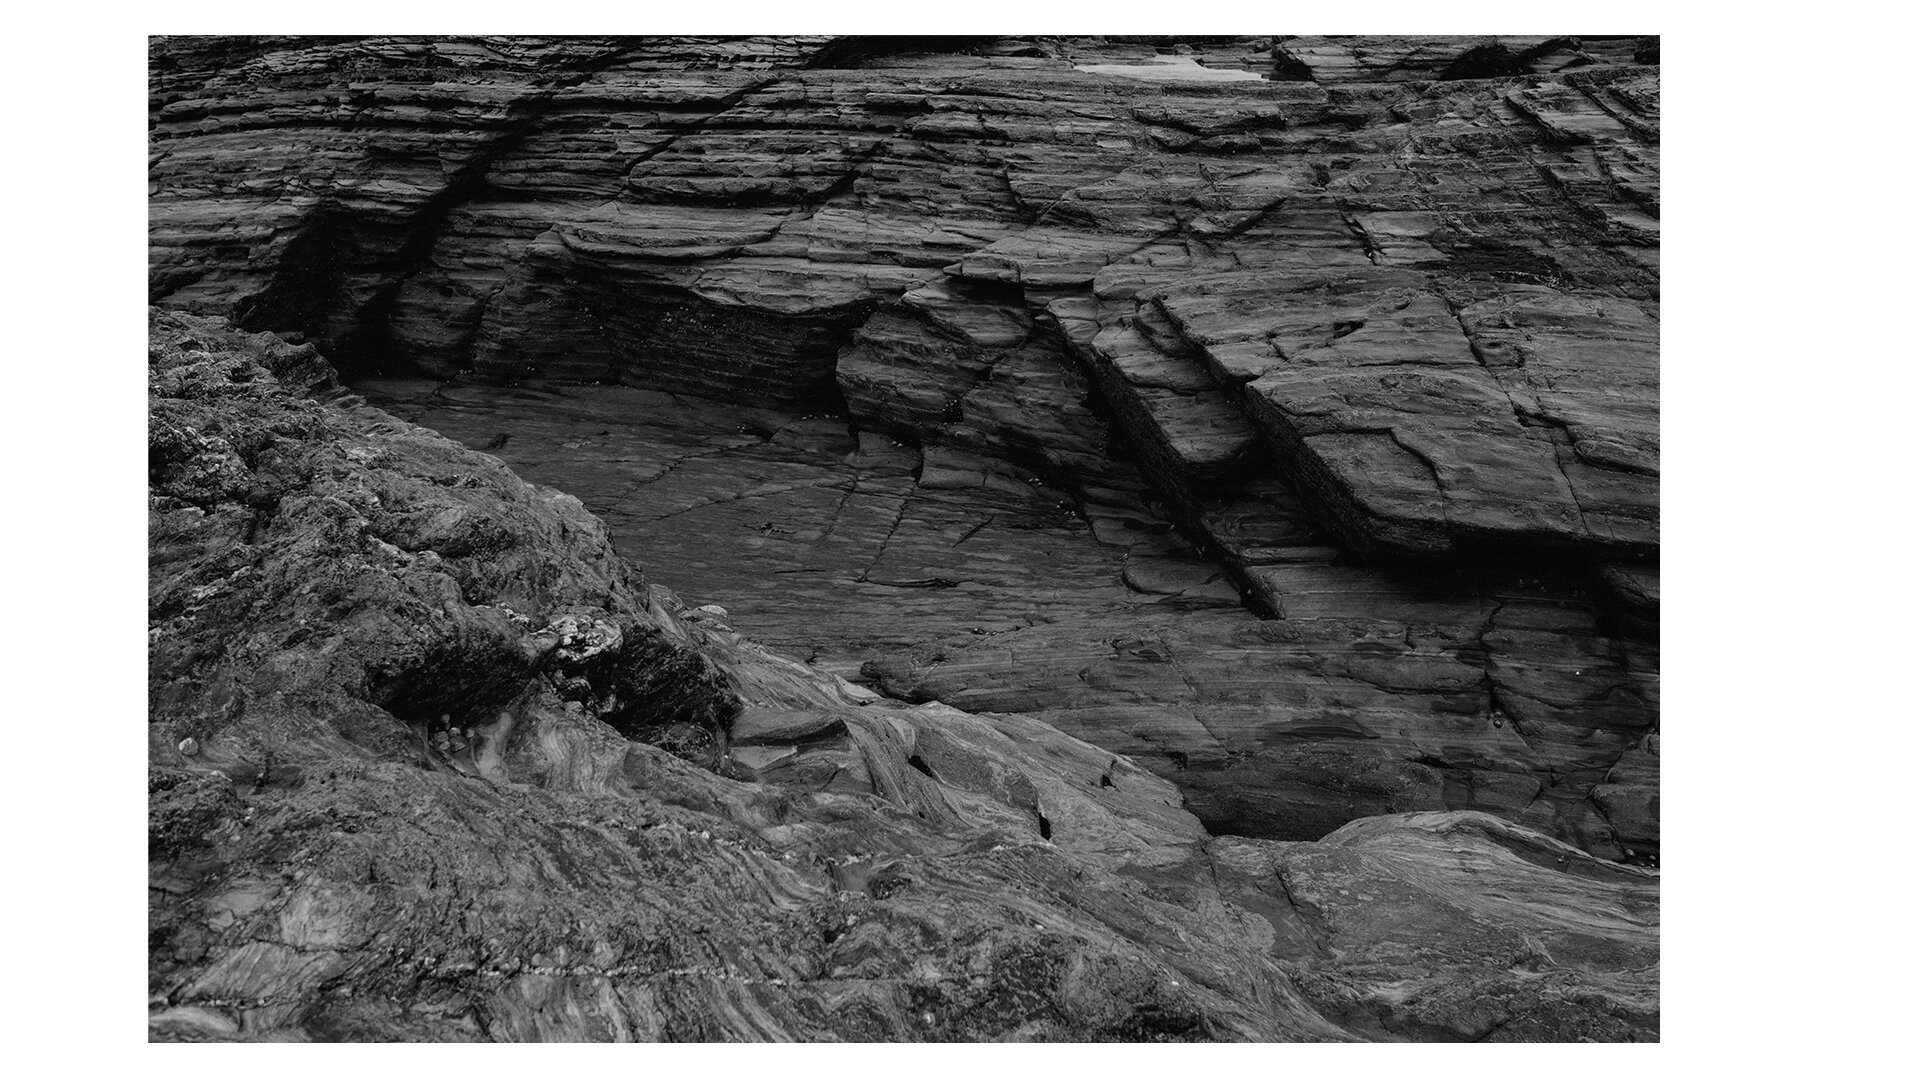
[147,310,1656,1041]
[150,34,1659,861]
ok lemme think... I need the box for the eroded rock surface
[149,36,1660,863]
[148,310,1655,1041]
[156,40,1665,868]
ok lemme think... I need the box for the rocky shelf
[148,35,1660,1042]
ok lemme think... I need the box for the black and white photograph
[0,0,1858,1053]
[0,4,1851,1058]
[19,4,1888,1057]
[138,27,1671,1044]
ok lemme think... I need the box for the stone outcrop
[151,34,1659,862]
[150,27,1657,899]
[148,310,1656,1041]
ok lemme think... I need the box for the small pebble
[178,737,199,757]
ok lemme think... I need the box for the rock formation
[148,35,1660,1041]
[148,310,1656,1041]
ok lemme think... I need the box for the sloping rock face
[149,35,1658,860]
[147,310,1656,1041]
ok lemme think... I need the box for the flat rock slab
[729,707,847,745]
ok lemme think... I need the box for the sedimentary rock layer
[148,310,1657,1041]
[150,35,1659,859]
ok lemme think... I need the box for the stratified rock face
[149,35,1658,861]
[147,311,1656,1041]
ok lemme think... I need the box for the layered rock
[147,310,1656,1041]
[150,35,1659,860]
